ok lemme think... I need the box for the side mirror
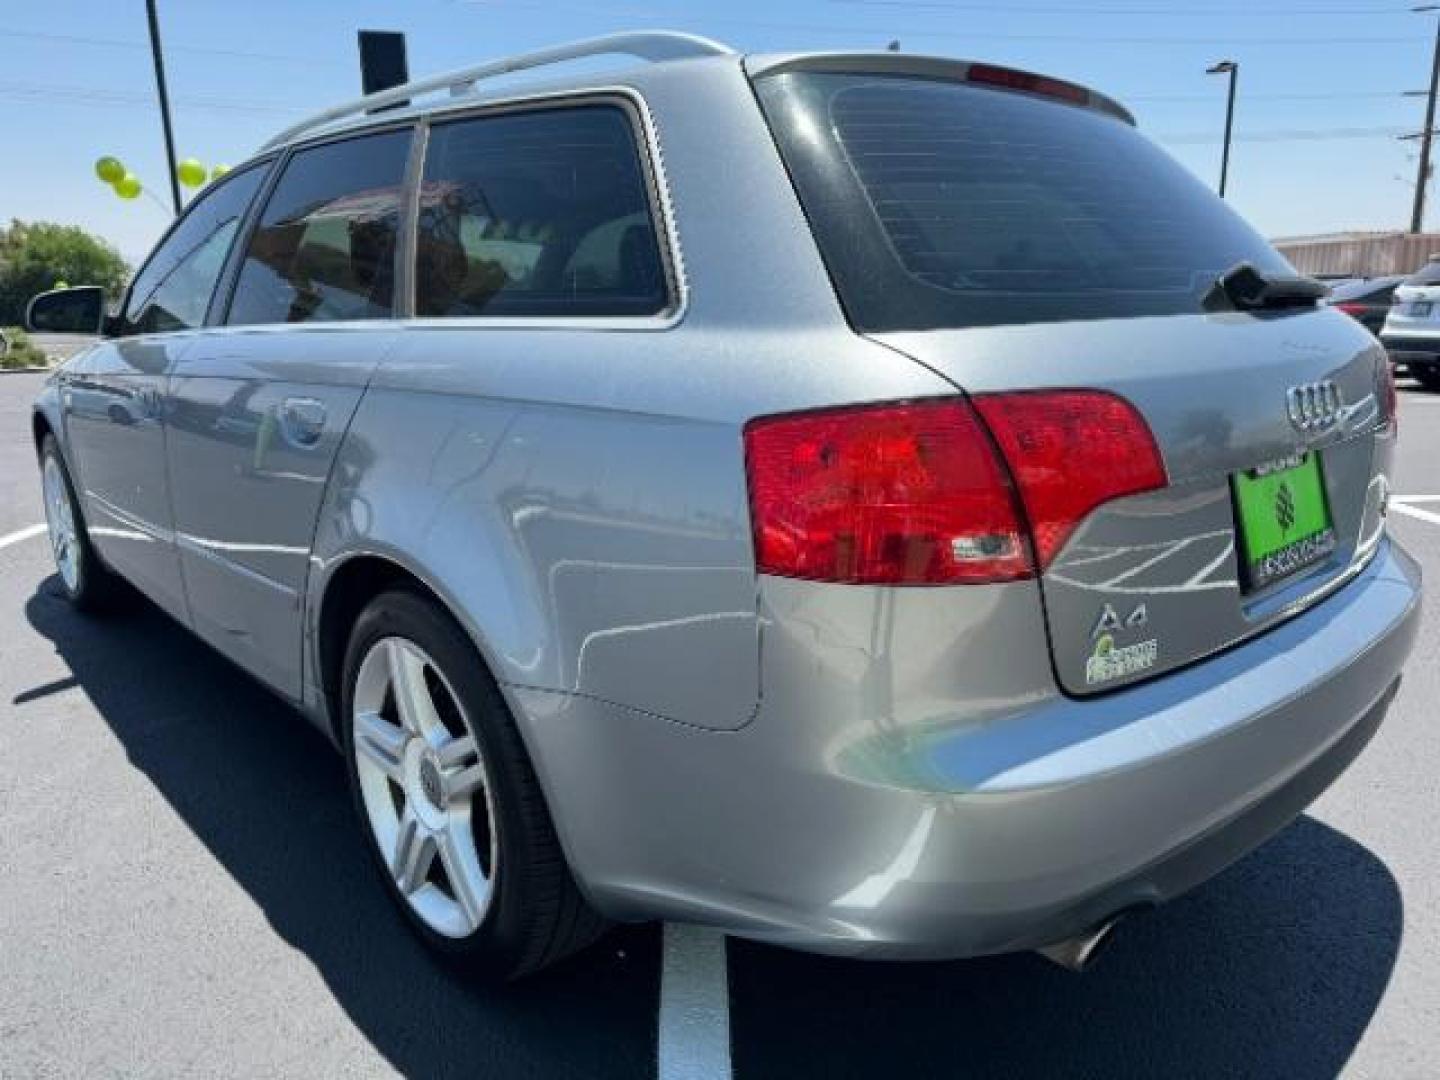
[25,286,107,335]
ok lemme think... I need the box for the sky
[2,0,1437,266]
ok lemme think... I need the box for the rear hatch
[752,58,1395,694]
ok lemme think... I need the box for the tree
[0,220,130,326]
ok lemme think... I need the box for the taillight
[743,399,1032,584]
[1334,302,1367,317]
[973,391,1167,569]
[1379,360,1398,432]
[743,391,1166,585]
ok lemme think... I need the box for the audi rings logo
[1286,380,1344,433]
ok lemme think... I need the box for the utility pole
[1207,60,1238,198]
[145,0,182,216]
[1411,6,1440,233]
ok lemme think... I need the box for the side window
[226,129,412,326]
[120,162,268,335]
[415,106,669,318]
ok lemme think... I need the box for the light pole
[145,0,182,216]
[1411,5,1440,233]
[1207,60,1238,198]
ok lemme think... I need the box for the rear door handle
[279,397,326,447]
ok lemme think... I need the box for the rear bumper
[1382,333,1440,366]
[513,538,1421,959]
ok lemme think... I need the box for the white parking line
[0,523,45,551]
[657,923,733,1080]
[1392,501,1440,527]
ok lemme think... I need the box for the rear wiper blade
[1202,262,1329,313]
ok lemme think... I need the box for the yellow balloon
[210,164,231,181]
[176,157,207,189]
[113,173,143,200]
[53,280,69,290]
[94,156,125,184]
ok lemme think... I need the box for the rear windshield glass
[1405,260,1440,286]
[755,71,1293,332]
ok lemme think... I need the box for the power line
[830,0,1418,15]
[0,28,348,67]
[457,0,1420,45]
[1159,125,1419,144]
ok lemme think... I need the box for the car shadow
[24,576,1404,1080]
[23,579,661,1080]
[728,815,1402,1078]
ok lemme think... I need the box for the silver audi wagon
[28,32,1421,978]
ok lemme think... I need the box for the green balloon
[210,163,232,181]
[176,157,207,188]
[113,173,143,200]
[95,156,125,184]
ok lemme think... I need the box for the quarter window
[227,129,412,326]
[415,106,669,318]
[120,162,268,335]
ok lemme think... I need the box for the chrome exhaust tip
[1035,916,1124,973]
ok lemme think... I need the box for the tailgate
[876,311,1393,693]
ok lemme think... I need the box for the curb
[0,366,52,375]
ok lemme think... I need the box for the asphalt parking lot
[2,368,1438,1079]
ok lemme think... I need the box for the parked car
[1327,274,1405,335]
[1381,257,1440,390]
[28,32,1420,979]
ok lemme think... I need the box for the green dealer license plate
[1232,452,1336,592]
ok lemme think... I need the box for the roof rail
[262,30,735,150]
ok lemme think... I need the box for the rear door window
[755,71,1294,332]
[226,128,412,325]
[414,105,669,318]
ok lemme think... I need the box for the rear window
[414,105,669,318]
[755,71,1293,332]
[1404,260,1440,286]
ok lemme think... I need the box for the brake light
[1379,360,1398,432]
[743,391,1167,585]
[965,63,1089,106]
[743,399,1032,584]
[973,391,1167,569]
[1334,302,1367,317]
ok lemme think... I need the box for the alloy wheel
[351,636,497,938]
[42,454,80,593]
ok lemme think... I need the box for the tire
[39,435,123,613]
[1413,366,1440,392]
[340,588,606,978]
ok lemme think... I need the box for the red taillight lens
[744,399,1032,584]
[1334,302,1367,317]
[965,63,1089,106]
[973,390,1167,569]
[1380,360,1398,431]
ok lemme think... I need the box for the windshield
[1404,260,1440,286]
[755,71,1295,332]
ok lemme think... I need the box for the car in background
[1328,275,1405,335]
[1381,257,1440,391]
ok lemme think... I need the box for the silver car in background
[1381,256,1440,391]
[28,33,1420,978]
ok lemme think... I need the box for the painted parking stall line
[0,523,45,551]
[657,923,733,1080]
[1391,501,1440,528]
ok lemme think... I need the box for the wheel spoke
[354,710,407,781]
[437,825,488,931]
[392,810,437,895]
[387,640,442,736]
[445,761,486,802]
[436,733,477,769]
